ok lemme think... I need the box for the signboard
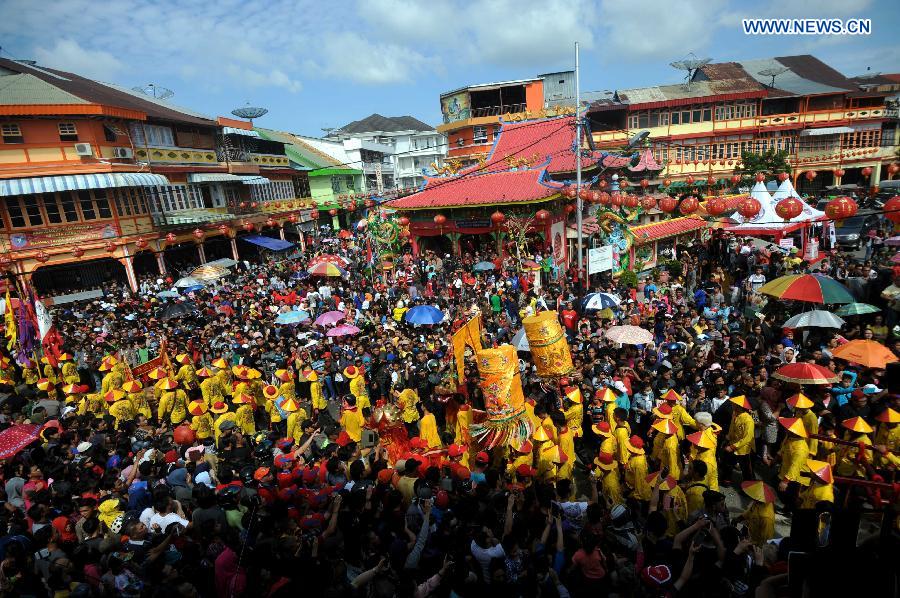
[550,219,567,267]
[440,91,471,124]
[131,356,165,381]
[803,238,819,262]
[778,238,794,251]
[588,246,613,274]
[6,223,119,250]
[454,219,491,229]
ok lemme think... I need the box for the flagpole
[575,41,584,289]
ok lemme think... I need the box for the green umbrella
[834,303,881,316]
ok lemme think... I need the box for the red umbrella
[772,362,839,385]
[217,305,235,317]
[0,424,42,459]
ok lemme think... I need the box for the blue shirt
[829,370,857,407]
[615,392,631,411]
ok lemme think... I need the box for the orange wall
[525,81,544,110]
[444,124,496,158]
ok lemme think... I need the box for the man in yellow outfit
[683,461,710,514]
[723,395,755,484]
[799,459,835,509]
[594,452,623,506]
[738,480,775,545]
[612,408,632,466]
[593,421,617,457]
[233,393,258,436]
[212,358,232,398]
[662,389,697,440]
[418,401,442,449]
[41,357,59,386]
[686,426,719,491]
[199,369,222,407]
[873,407,899,468]
[108,395,134,428]
[562,384,583,439]
[285,399,309,442]
[455,403,472,446]
[556,425,576,480]
[263,385,284,429]
[624,436,651,503]
[78,392,105,418]
[275,369,296,405]
[650,473,687,537]
[212,401,237,446]
[345,366,370,411]
[651,418,681,480]
[175,354,198,390]
[836,417,873,478]
[777,417,810,500]
[123,380,150,419]
[60,355,80,385]
[188,400,214,441]
[339,396,366,443]
[395,387,420,436]
[305,369,326,413]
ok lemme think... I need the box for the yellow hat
[175,353,192,366]
[247,368,262,379]
[263,384,279,400]
[121,380,143,393]
[57,352,73,361]
[651,418,678,435]
[36,378,52,391]
[741,480,776,503]
[652,403,674,419]
[343,365,362,380]
[805,459,834,484]
[155,377,178,390]
[147,366,169,380]
[274,369,292,383]
[646,471,677,491]
[196,367,214,378]
[686,429,716,450]
[232,365,251,380]
[841,417,873,434]
[61,383,81,395]
[786,393,813,409]
[661,389,682,402]
[280,398,300,412]
[591,422,612,437]
[103,389,125,403]
[211,357,228,369]
[778,416,808,438]
[875,408,900,424]
[597,388,617,403]
[188,400,208,416]
[532,424,551,442]
[302,368,318,382]
[232,393,255,405]
[593,452,617,470]
[729,395,751,410]
[210,401,229,414]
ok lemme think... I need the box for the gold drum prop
[522,311,573,378]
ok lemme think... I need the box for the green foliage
[662,259,684,279]
[619,269,638,288]
[734,149,792,187]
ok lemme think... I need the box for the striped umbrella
[831,340,898,369]
[772,363,839,385]
[583,292,622,311]
[308,254,350,268]
[190,264,229,281]
[758,274,854,304]
[782,310,845,329]
[307,262,347,277]
[834,303,881,316]
[604,325,654,345]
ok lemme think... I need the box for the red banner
[131,356,164,381]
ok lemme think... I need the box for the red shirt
[561,310,578,331]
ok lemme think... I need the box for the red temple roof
[630,216,706,245]
[629,149,663,172]
[602,154,632,168]
[385,168,563,210]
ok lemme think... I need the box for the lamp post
[575,42,583,287]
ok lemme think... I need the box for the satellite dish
[757,66,790,88]
[670,53,711,90]
[625,130,650,151]
[131,83,174,100]
[231,102,268,122]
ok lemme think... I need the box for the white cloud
[314,32,441,84]
[32,38,124,80]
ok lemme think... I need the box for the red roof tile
[629,149,662,172]
[385,169,563,210]
[602,155,632,168]
[630,216,706,245]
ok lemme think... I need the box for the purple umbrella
[0,424,42,460]
[326,324,361,337]
[314,311,346,327]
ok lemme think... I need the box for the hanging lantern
[658,197,678,213]
[193,228,204,240]
[685,175,695,185]
[706,197,726,216]
[135,237,148,250]
[641,196,657,210]
[587,191,598,204]
[861,166,873,178]
[310,210,320,220]
[825,196,859,221]
[490,210,505,225]
[71,246,85,258]
[288,214,298,223]
[619,179,630,189]
[804,170,817,182]
[883,196,900,223]
[679,197,699,215]
[777,172,789,182]
[579,188,591,200]
[166,232,177,243]
[730,175,741,185]
[433,214,447,226]
[239,201,247,209]
[598,192,611,205]
[706,176,716,186]
[218,224,230,234]
[104,241,116,253]
[35,250,50,263]
[329,208,338,217]
[640,179,649,189]
[266,217,277,228]
[833,168,845,178]
[565,186,577,199]
[535,209,551,221]
[347,203,357,212]
[755,173,765,183]
[564,204,576,214]
[365,199,375,208]
[610,193,623,207]
[273,201,282,209]
[623,194,640,209]
[598,179,608,189]
[775,197,803,221]
[286,202,294,209]
[243,222,255,232]
[398,216,410,226]
[250,202,258,209]
[737,197,762,219]
[662,178,671,187]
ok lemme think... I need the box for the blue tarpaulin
[240,235,295,251]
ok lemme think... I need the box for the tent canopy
[240,235,294,251]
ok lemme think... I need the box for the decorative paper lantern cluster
[730,175,741,185]
[679,197,699,215]
[737,197,762,219]
[824,196,858,221]
[658,197,678,213]
[861,166,873,178]
[706,197,726,216]
[833,168,845,178]
[243,222,255,232]
[775,197,804,221]
[623,194,640,209]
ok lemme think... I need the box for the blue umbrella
[290,271,310,281]
[275,310,311,325]
[181,285,205,294]
[156,290,180,299]
[582,292,621,310]
[404,305,445,325]
[473,261,495,272]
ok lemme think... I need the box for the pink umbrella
[314,311,346,327]
[326,324,361,337]
[0,424,42,460]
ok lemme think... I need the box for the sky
[1,0,898,137]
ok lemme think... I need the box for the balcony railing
[135,146,218,165]
[361,161,394,171]
[470,103,528,118]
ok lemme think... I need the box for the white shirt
[148,512,189,534]
[470,540,505,580]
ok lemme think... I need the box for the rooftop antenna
[231,102,268,126]
[131,83,174,100]
[670,53,711,90]
[757,66,789,89]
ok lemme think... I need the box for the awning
[187,173,244,184]
[223,127,260,138]
[240,234,294,251]
[237,176,270,185]
[800,126,853,136]
[0,172,170,197]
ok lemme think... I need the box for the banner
[451,316,482,382]
[131,356,164,380]
[588,246,614,274]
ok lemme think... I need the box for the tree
[503,214,535,267]
[734,149,792,187]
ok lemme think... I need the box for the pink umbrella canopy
[314,311,346,327]
[326,324,361,337]
[0,424,42,460]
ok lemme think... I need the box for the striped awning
[800,126,853,136]
[237,175,270,185]
[0,172,170,197]
[223,127,260,138]
[187,173,244,184]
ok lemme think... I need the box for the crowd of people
[0,225,898,598]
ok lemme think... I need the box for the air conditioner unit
[112,147,133,159]
[74,143,93,157]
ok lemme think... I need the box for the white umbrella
[174,276,204,288]
[783,310,845,329]
[583,292,622,310]
[511,328,530,351]
[604,325,654,345]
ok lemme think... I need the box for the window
[128,123,176,147]
[103,124,119,142]
[43,193,62,223]
[95,190,112,219]
[22,196,44,226]
[58,122,78,142]
[78,190,96,220]
[628,114,639,129]
[671,111,680,125]
[473,126,487,144]
[60,193,78,222]
[1,124,23,144]
[658,111,669,126]
[493,125,500,139]
[681,110,691,124]
[5,198,26,227]
[116,190,133,217]
[638,112,649,128]
[702,108,712,122]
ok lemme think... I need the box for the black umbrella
[158,301,196,321]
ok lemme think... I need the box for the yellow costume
[625,453,651,501]
[727,412,755,456]
[799,480,834,509]
[557,427,576,480]
[266,398,284,424]
[455,407,472,445]
[836,434,872,477]
[61,361,80,385]
[684,482,708,514]
[108,399,134,427]
[176,364,198,390]
[600,469,624,505]
[285,408,308,442]
[128,392,151,419]
[418,412,442,449]
[874,424,899,468]
[200,377,222,407]
[24,366,39,386]
[42,363,59,385]
[798,409,819,455]
[170,389,188,425]
[349,375,370,410]
[742,501,775,545]
[663,485,688,537]
[658,434,681,481]
[214,370,232,398]
[340,407,366,443]
[779,436,810,485]
[78,394,105,418]
[157,391,176,423]
[278,381,296,404]
[398,389,420,424]
[671,404,697,441]
[190,412,215,440]
[214,412,238,445]
[564,401,583,438]
[614,422,632,466]
[309,374,326,411]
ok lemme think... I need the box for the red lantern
[623,194,640,209]
[610,193,623,207]
[433,214,447,226]
[274,201,281,209]
[310,210,320,219]
[347,203,357,212]
[825,197,858,221]
[755,173,765,183]
[619,179,630,189]
[288,214,298,223]
[243,222,255,232]
[166,232,177,243]
[250,202,258,209]
[685,175,695,185]
[579,188,591,200]
[737,197,762,219]
[730,175,741,185]
[679,197,699,215]
[706,197,726,216]
[34,250,50,263]
[775,197,803,221]
[365,199,375,208]
[286,202,294,209]
[833,168,845,178]
[490,210,505,225]
[173,424,195,446]
[239,201,247,209]
[104,241,116,253]
[598,179,608,189]
[706,176,716,186]
[564,204,576,214]
[804,170,817,182]
[861,167,873,177]
[598,192,611,205]
[266,217,276,228]
[776,172,788,182]
[218,224,229,234]
[883,196,900,223]
[193,228,204,240]
[535,209,551,221]
[658,197,678,213]
[398,216,410,226]
[640,179,649,189]
[565,186,577,199]
[135,237,148,250]
[329,208,338,217]
[641,196,657,210]
[662,178,671,187]
[71,247,85,258]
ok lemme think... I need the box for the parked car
[834,214,879,249]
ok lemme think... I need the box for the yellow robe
[671,404,697,441]
[78,394,105,418]
[564,402,584,438]
[836,434,872,477]
[684,482,708,514]
[874,424,899,468]
[176,364,198,390]
[418,412,441,449]
[799,481,834,509]
[170,389,189,425]
[688,444,719,491]
[214,370,232,397]
[340,407,366,443]
[727,412,755,456]
[663,485,688,537]
[455,408,472,445]
[310,378,326,410]
[743,501,775,545]
[278,382,296,404]
[285,408,308,442]
[557,427,576,480]
[158,391,175,422]
[200,378,222,407]
[61,362,80,385]
[190,412,215,440]
[42,363,59,385]
[267,398,283,424]
[614,422,632,465]
[537,441,560,482]
[128,392,151,419]
[24,367,39,386]
[214,412,238,445]
[659,434,681,480]
[398,389,420,424]
[599,435,618,458]
[779,436,810,484]
[798,409,819,456]
[600,469,624,505]
[349,375,370,409]
[108,400,134,428]
[101,371,122,394]
[235,404,256,436]
[625,454,651,501]
[605,403,617,432]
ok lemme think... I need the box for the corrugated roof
[255,128,351,171]
[737,56,852,96]
[337,113,434,134]
[385,169,562,210]
[630,216,706,244]
[0,73,87,105]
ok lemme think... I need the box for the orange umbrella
[772,363,839,385]
[805,459,834,484]
[121,380,143,393]
[146,366,169,380]
[741,480,776,503]
[831,340,898,369]
[841,417,873,434]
